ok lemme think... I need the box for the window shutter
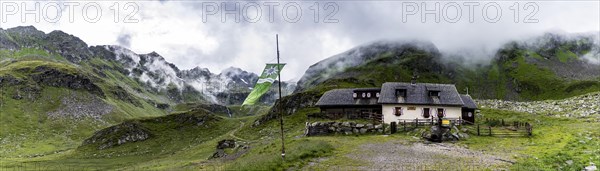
[394,107,402,116]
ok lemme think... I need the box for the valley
[0,26,599,170]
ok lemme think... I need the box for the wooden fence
[476,119,533,137]
[395,118,533,137]
[396,117,467,132]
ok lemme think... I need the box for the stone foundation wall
[305,121,384,136]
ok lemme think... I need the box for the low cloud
[1,1,598,81]
[116,33,132,48]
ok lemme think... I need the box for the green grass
[222,139,334,170]
[0,53,170,160]
[0,48,66,61]
[0,87,109,158]
[1,110,238,170]
[0,59,80,78]
[298,44,597,101]
[460,108,600,170]
[556,48,578,63]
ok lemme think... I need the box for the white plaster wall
[382,104,461,124]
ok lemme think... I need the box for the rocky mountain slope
[0,26,290,157]
[477,92,599,120]
[294,33,599,101]
[1,26,294,105]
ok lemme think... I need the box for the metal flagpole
[276,34,286,160]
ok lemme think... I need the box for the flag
[242,63,286,106]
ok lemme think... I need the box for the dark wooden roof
[378,82,464,106]
[316,88,381,106]
[460,94,477,109]
[316,82,473,107]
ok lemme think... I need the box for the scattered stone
[476,92,600,120]
[585,162,597,171]
[566,160,573,165]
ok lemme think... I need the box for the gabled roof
[377,82,464,106]
[460,94,477,109]
[315,88,380,106]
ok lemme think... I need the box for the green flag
[242,63,286,106]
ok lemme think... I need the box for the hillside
[2,92,598,170]
[1,26,599,170]
[295,33,599,101]
[0,26,290,158]
[0,26,294,105]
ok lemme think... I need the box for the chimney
[411,71,418,85]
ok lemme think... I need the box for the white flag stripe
[257,78,276,84]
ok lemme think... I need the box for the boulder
[311,122,320,127]
[342,122,351,127]
[360,128,368,134]
[217,139,236,149]
[585,163,597,171]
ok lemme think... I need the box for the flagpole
[276,34,286,160]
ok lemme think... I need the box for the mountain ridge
[1,25,294,105]
[293,32,599,101]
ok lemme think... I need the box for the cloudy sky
[1,1,598,81]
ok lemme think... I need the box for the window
[429,91,440,97]
[353,93,357,98]
[437,108,445,118]
[394,107,403,116]
[396,89,406,97]
[376,92,380,97]
[367,92,371,98]
[362,92,366,98]
[423,108,430,118]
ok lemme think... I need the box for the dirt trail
[308,140,512,170]
[227,120,249,142]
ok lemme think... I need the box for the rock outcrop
[30,66,104,97]
[254,91,321,126]
[82,121,153,150]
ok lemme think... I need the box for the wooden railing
[394,118,533,137]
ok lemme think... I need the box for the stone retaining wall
[305,121,384,136]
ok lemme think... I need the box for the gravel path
[344,140,512,170]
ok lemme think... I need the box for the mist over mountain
[0,26,294,105]
[294,32,599,101]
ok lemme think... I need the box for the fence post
[415,118,418,128]
[488,126,492,136]
[403,120,406,131]
[526,122,532,136]
[501,119,504,126]
[477,124,480,136]
[391,122,397,134]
